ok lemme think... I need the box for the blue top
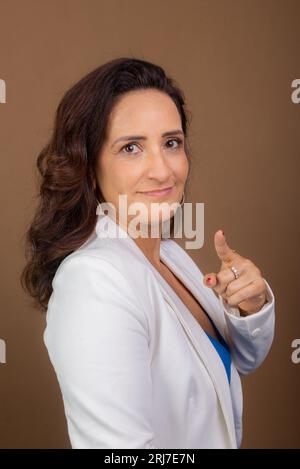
[205,318,231,384]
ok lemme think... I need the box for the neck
[113,211,167,268]
[132,235,162,269]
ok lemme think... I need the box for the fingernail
[206,276,211,284]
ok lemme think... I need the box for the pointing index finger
[214,229,236,264]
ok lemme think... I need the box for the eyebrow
[111,129,184,147]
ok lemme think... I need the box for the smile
[138,186,174,197]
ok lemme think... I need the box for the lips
[139,186,174,196]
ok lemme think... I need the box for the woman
[21,57,275,449]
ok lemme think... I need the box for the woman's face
[96,89,189,232]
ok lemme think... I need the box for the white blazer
[44,212,275,449]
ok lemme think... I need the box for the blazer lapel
[157,245,237,448]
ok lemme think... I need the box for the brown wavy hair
[21,57,192,311]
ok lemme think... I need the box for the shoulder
[53,236,145,289]
[51,250,144,314]
[48,237,153,329]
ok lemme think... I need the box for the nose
[146,148,173,181]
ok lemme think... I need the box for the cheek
[173,154,189,181]
[110,161,140,193]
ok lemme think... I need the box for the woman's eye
[121,143,140,154]
[166,138,183,149]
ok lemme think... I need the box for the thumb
[203,273,217,288]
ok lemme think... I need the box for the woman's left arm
[203,230,276,375]
[218,278,275,374]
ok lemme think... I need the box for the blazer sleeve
[43,255,156,449]
[218,278,276,375]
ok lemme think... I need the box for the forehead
[106,89,182,138]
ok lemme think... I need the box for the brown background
[0,0,299,448]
